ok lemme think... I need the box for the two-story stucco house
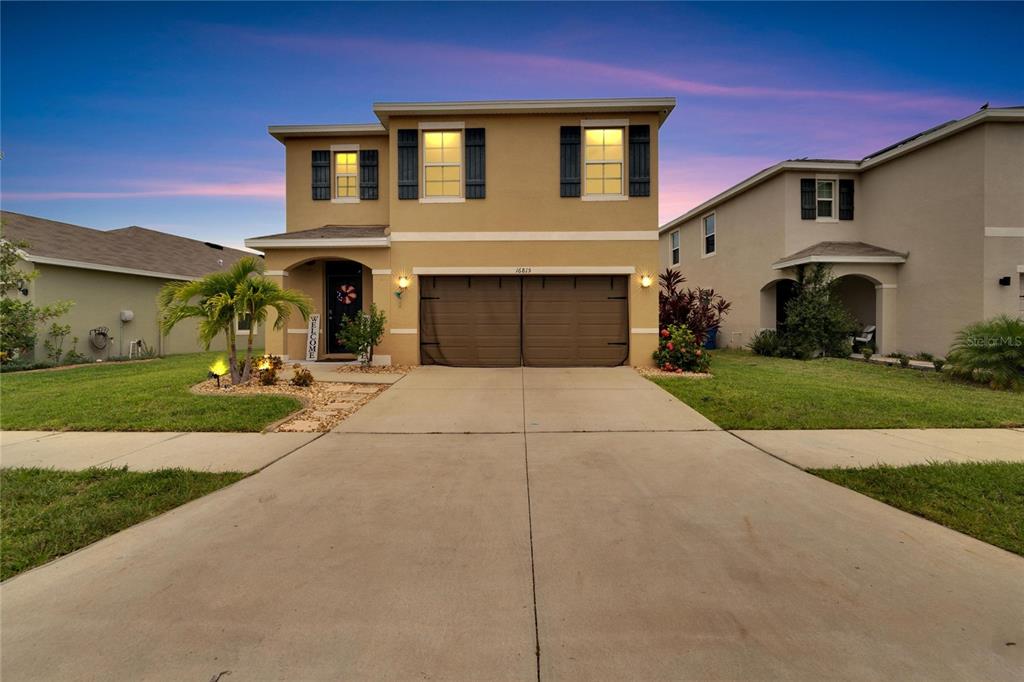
[658,106,1024,357]
[246,97,675,367]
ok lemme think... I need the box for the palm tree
[234,274,312,382]
[158,257,311,384]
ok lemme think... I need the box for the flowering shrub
[652,324,710,373]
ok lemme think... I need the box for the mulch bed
[192,378,387,432]
[332,364,412,375]
[635,367,713,379]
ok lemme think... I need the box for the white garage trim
[371,269,392,275]
[411,266,637,275]
[984,227,1024,237]
[390,328,418,334]
[630,328,659,334]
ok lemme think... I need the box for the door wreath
[336,284,358,305]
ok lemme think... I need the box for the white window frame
[670,230,680,266]
[815,175,838,222]
[419,121,465,204]
[235,315,258,336]
[701,212,717,258]
[331,143,360,204]
[582,118,628,202]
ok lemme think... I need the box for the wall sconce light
[998,276,1011,286]
[395,275,411,299]
[639,274,653,289]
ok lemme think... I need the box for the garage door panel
[522,276,628,367]
[420,275,629,367]
[420,276,522,367]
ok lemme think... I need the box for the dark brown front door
[419,275,628,367]
[326,261,362,354]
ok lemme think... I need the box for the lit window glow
[335,151,358,198]
[584,128,624,196]
[423,131,462,197]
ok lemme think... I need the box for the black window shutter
[628,125,651,197]
[838,179,854,220]
[397,129,418,200]
[800,178,815,219]
[560,126,581,197]
[312,150,330,200]
[465,128,486,199]
[359,149,379,200]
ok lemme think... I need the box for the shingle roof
[772,241,909,269]
[248,225,389,240]
[1,211,258,280]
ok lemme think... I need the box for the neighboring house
[246,97,675,366]
[658,106,1024,356]
[1,211,264,360]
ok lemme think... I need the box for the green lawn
[0,352,300,431]
[651,350,1024,429]
[1,467,246,580]
[812,462,1024,556]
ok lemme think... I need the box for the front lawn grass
[1,467,246,580]
[651,350,1024,429]
[811,461,1024,556]
[0,352,300,431]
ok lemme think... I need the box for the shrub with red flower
[652,323,711,373]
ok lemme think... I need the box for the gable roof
[1,211,258,281]
[772,241,908,270]
[660,105,1024,234]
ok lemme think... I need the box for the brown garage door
[419,275,628,367]
[420,276,522,367]
[522,276,628,367]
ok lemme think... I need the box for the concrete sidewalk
[0,431,319,472]
[734,428,1024,469]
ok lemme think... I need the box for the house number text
[514,267,532,274]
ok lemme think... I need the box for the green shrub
[946,315,1024,390]
[777,265,857,359]
[336,303,386,366]
[861,346,874,361]
[932,358,946,372]
[290,364,314,387]
[748,329,780,357]
[653,324,710,373]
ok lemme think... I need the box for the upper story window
[670,230,680,265]
[423,130,462,198]
[702,213,716,256]
[335,151,358,199]
[816,179,836,220]
[584,128,624,196]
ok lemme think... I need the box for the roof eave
[18,251,198,281]
[267,123,387,143]
[243,237,391,250]
[771,254,908,270]
[373,97,677,126]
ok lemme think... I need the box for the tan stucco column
[263,271,288,358]
[874,284,898,355]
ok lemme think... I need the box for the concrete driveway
[2,367,1021,680]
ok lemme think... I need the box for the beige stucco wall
[266,109,662,366]
[262,239,658,366]
[23,263,262,361]
[982,122,1024,319]
[384,113,659,232]
[284,135,390,231]
[659,120,1024,357]
[659,173,789,349]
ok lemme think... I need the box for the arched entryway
[760,278,799,330]
[277,256,376,360]
[833,274,877,332]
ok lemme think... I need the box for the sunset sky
[2,1,1021,248]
